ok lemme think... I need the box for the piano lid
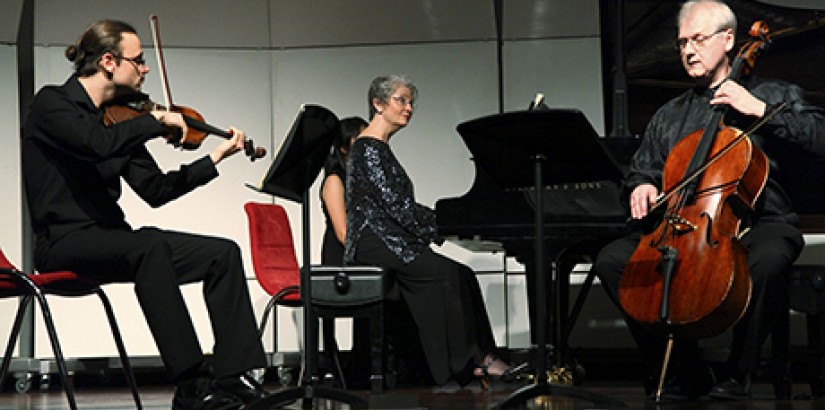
[456,109,625,190]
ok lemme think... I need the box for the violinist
[591,0,825,402]
[21,20,268,410]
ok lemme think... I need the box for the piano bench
[309,265,395,394]
[773,264,825,399]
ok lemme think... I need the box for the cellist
[591,0,825,402]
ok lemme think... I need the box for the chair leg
[31,289,78,410]
[808,313,825,397]
[369,304,383,394]
[322,319,347,389]
[259,297,277,338]
[0,296,33,390]
[771,306,791,399]
[305,307,320,386]
[96,289,142,409]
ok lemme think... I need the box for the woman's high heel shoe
[474,355,513,390]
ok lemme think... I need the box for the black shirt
[22,75,219,244]
[626,76,825,225]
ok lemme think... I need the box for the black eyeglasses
[673,29,727,52]
[120,54,146,67]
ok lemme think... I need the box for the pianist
[591,0,825,402]
[321,116,367,264]
[344,74,511,387]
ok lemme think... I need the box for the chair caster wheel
[15,374,33,393]
[277,366,293,386]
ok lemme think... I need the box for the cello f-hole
[700,212,719,247]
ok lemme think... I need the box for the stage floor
[1,378,822,409]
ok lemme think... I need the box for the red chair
[244,201,303,345]
[245,202,346,386]
[0,248,141,410]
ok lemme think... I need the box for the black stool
[309,265,393,394]
[787,264,825,398]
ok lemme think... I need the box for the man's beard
[113,83,142,97]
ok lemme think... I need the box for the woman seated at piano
[321,116,367,264]
[344,74,511,388]
[319,115,376,383]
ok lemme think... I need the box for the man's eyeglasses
[673,29,727,52]
[391,95,414,108]
[120,54,147,68]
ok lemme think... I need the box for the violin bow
[149,15,173,112]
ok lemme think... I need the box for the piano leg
[523,253,577,374]
[522,244,610,377]
[495,247,626,409]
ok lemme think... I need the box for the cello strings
[651,101,787,213]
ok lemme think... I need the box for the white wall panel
[503,37,605,134]
[0,45,22,357]
[32,0,271,49]
[0,45,21,260]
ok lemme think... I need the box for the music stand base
[246,385,369,409]
[493,382,627,409]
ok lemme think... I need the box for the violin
[103,92,266,161]
[103,15,266,161]
[618,21,780,340]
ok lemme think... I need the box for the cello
[618,21,784,400]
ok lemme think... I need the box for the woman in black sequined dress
[344,74,510,387]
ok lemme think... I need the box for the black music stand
[457,109,626,408]
[246,104,368,409]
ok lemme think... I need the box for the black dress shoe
[173,377,243,410]
[215,373,271,405]
[709,376,751,401]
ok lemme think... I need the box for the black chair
[773,264,825,399]
[0,247,141,410]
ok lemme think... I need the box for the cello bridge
[666,215,697,234]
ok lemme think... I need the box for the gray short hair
[367,74,418,119]
[678,0,737,35]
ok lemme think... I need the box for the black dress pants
[592,221,803,376]
[35,226,267,380]
[352,229,496,385]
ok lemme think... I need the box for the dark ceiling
[600,0,825,137]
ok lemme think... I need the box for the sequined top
[344,137,439,264]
